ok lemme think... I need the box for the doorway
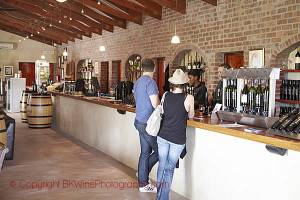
[19,62,54,86]
[224,52,244,69]
[100,62,109,93]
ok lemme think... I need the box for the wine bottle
[295,46,300,70]
[263,79,269,117]
[292,123,300,134]
[271,108,299,129]
[190,86,194,95]
[248,79,256,114]
[232,79,237,112]
[241,79,249,113]
[225,79,232,111]
[193,59,197,69]
[187,56,192,70]
[280,80,285,99]
[278,114,299,131]
[216,89,222,104]
[255,79,263,116]
[286,115,300,132]
[288,80,293,100]
[296,80,300,101]
[284,80,289,100]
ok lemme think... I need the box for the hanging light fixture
[171,0,180,44]
[171,24,180,44]
[56,0,67,2]
[41,54,45,59]
[63,48,68,56]
[99,45,106,52]
[99,1,106,52]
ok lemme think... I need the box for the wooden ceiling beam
[104,1,142,21]
[45,0,124,30]
[0,23,62,45]
[12,12,81,41]
[1,0,93,37]
[0,15,67,44]
[18,0,103,35]
[72,0,142,25]
[0,14,68,43]
[202,0,217,6]
[13,9,85,39]
[106,0,162,20]
[0,12,75,42]
[149,0,186,14]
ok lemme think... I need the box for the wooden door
[224,52,244,69]
[19,62,54,86]
[19,62,35,86]
[100,62,109,93]
[157,58,165,97]
[111,61,121,91]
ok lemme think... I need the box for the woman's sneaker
[139,183,157,193]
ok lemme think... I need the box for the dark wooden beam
[1,0,93,37]
[105,1,142,22]
[46,0,124,30]
[12,12,80,41]
[0,13,67,43]
[202,0,217,6]
[149,0,186,14]
[72,0,142,25]
[106,0,162,20]
[18,0,103,35]
[12,9,84,39]
[0,23,61,45]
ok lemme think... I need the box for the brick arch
[169,44,208,69]
[121,50,146,81]
[268,34,300,68]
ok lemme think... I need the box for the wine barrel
[0,110,7,145]
[26,94,53,129]
[19,90,33,123]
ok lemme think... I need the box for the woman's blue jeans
[156,136,185,200]
[134,119,158,187]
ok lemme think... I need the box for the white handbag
[146,92,167,137]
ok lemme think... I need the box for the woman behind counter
[156,69,194,200]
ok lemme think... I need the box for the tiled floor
[0,112,188,200]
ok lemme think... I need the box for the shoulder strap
[161,92,168,114]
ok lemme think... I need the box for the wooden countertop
[50,91,300,152]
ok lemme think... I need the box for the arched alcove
[125,54,142,83]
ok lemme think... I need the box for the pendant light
[56,0,67,2]
[171,24,180,44]
[171,0,180,44]
[63,48,68,56]
[99,1,106,52]
[99,45,106,52]
[41,55,45,59]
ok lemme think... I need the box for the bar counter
[50,91,300,200]
[50,91,300,152]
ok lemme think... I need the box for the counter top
[50,91,300,152]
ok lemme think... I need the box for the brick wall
[57,0,300,96]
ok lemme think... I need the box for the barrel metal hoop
[27,104,52,106]
[0,117,4,120]
[27,116,53,118]
[20,111,26,113]
[28,123,52,126]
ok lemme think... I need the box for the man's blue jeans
[156,136,185,200]
[134,119,158,187]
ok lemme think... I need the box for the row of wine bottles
[279,106,298,117]
[225,79,269,116]
[271,108,300,134]
[279,79,300,101]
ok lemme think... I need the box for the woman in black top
[156,69,194,200]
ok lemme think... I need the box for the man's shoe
[139,183,157,193]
